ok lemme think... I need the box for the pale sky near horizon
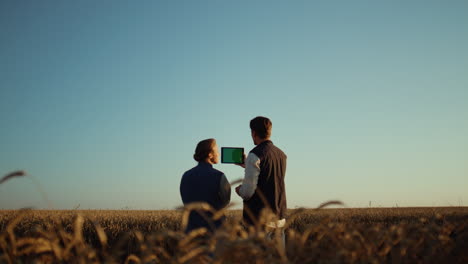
[1,1,467,210]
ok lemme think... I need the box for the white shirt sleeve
[238,152,261,200]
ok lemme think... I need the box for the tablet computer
[221,147,244,164]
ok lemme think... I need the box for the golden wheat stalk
[0,171,26,185]
[179,202,216,232]
[124,254,141,264]
[229,178,244,186]
[316,200,345,210]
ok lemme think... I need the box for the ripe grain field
[1,207,467,263]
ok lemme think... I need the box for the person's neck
[202,159,214,165]
[255,138,270,145]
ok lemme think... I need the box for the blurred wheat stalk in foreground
[1,170,52,209]
[1,171,467,263]
[0,171,26,185]
[1,204,467,263]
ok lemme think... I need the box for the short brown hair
[250,116,272,139]
[193,138,216,162]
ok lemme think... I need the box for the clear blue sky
[1,1,467,209]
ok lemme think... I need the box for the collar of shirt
[197,162,213,168]
[258,140,272,146]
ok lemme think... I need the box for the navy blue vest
[180,162,226,233]
[243,140,287,225]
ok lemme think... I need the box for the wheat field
[0,206,467,263]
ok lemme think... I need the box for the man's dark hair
[250,116,272,139]
[194,138,216,162]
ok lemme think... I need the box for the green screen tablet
[221,147,244,164]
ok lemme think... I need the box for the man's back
[243,140,287,225]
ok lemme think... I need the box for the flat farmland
[1,207,467,263]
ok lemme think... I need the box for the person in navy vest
[180,138,231,233]
[235,117,287,240]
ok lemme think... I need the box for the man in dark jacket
[180,138,231,233]
[235,116,287,228]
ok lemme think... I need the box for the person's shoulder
[182,165,198,177]
[246,151,260,161]
[250,144,263,154]
[273,144,285,153]
[211,167,225,177]
[277,146,287,157]
[270,143,287,158]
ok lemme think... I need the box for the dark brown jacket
[243,140,287,225]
